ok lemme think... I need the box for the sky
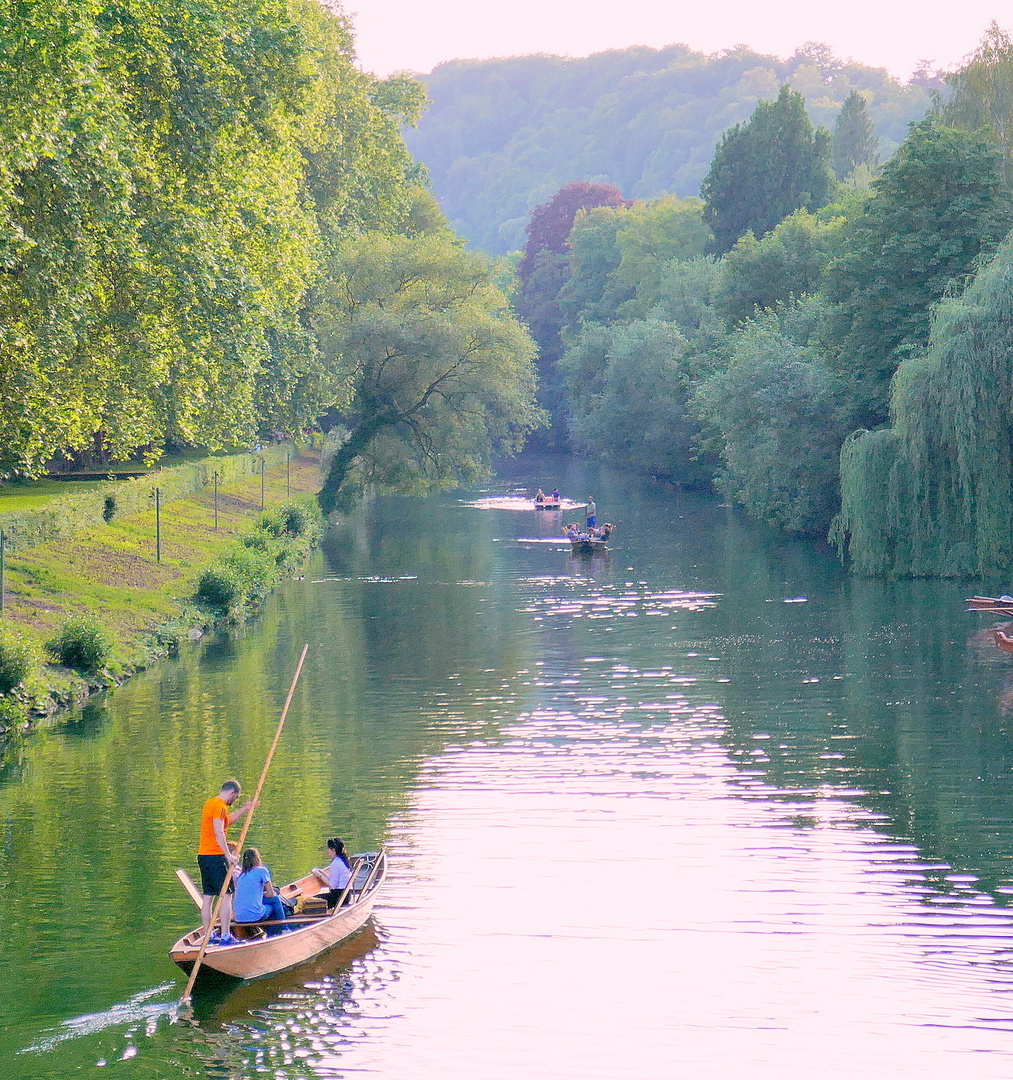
[347,0,1006,81]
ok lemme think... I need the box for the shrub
[280,501,313,537]
[256,508,287,538]
[197,544,275,618]
[48,615,112,673]
[0,625,39,694]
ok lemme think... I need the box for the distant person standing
[197,779,257,945]
[585,497,596,529]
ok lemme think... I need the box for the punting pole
[181,643,310,1004]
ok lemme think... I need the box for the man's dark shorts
[197,853,234,895]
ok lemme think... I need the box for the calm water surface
[5,454,1013,1078]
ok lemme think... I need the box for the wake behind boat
[171,851,386,983]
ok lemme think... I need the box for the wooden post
[213,471,219,530]
[155,488,161,563]
[286,451,290,498]
[0,530,6,616]
[260,457,265,510]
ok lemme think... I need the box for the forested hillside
[404,43,939,252]
[1,0,542,509]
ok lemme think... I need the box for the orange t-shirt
[198,796,231,855]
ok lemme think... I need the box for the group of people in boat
[560,495,613,541]
[533,487,561,505]
[197,779,353,946]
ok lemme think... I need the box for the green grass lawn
[0,479,109,511]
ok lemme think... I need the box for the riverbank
[0,446,326,729]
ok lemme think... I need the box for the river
[4,453,1013,1079]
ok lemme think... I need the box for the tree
[691,300,851,534]
[833,91,878,180]
[700,85,836,254]
[823,118,1013,426]
[834,235,1013,576]
[312,233,545,513]
[567,319,711,486]
[944,22,1013,181]
[713,209,841,327]
[518,180,628,287]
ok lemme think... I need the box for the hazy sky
[348,0,1005,81]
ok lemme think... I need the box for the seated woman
[323,837,354,911]
[534,488,545,504]
[234,847,288,935]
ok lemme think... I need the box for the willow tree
[313,232,545,513]
[834,236,1013,577]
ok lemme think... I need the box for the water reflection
[7,455,1013,1077]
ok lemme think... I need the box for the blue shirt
[234,865,272,922]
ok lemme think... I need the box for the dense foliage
[701,86,836,254]
[0,0,542,507]
[313,232,545,512]
[404,43,937,253]
[523,30,1013,563]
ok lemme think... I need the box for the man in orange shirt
[197,779,256,945]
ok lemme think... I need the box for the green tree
[713,209,839,327]
[701,85,836,254]
[944,22,1013,181]
[823,118,1013,425]
[834,236,1013,577]
[692,300,851,534]
[567,319,711,486]
[833,90,879,180]
[312,233,545,512]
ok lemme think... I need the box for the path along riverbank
[0,446,326,729]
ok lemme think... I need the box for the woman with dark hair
[234,847,289,935]
[324,838,354,910]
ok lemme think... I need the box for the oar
[181,643,309,1005]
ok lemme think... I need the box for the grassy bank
[0,447,326,726]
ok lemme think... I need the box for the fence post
[260,457,265,510]
[1,529,6,616]
[152,487,161,563]
[286,450,290,498]
[213,470,219,530]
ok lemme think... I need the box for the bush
[256,508,287,538]
[280,501,314,537]
[0,625,39,694]
[196,544,275,618]
[48,615,112,673]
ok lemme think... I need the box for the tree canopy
[701,86,836,254]
[403,43,934,253]
[313,233,545,512]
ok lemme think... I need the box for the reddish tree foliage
[518,181,628,285]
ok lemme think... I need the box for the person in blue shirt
[234,847,288,935]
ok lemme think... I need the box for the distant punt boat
[534,501,561,510]
[995,625,1013,655]
[170,851,386,983]
[569,536,609,555]
[966,595,1013,615]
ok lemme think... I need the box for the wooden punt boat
[966,595,1013,615]
[995,625,1013,655]
[534,501,561,510]
[570,536,608,555]
[170,850,386,983]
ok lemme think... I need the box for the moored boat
[995,625,1013,655]
[966,595,1013,615]
[534,501,561,510]
[170,850,386,983]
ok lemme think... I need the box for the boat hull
[170,852,386,982]
[995,626,1013,655]
[570,539,608,555]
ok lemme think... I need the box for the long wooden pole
[181,643,309,1004]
